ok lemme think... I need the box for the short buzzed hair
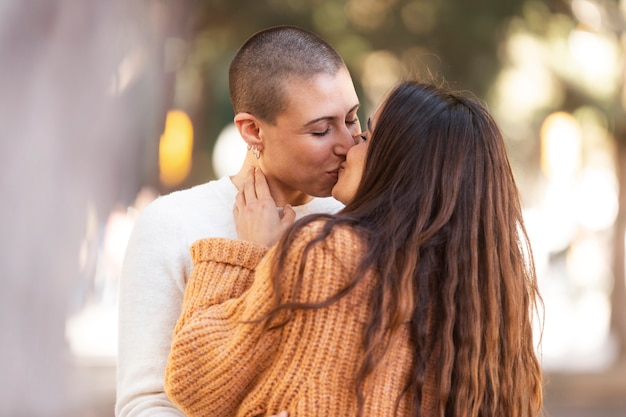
[229,25,347,123]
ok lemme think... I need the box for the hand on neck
[230,160,314,208]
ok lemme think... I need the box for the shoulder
[290,219,366,265]
[143,177,234,217]
[132,177,237,237]
[273,219,367,300]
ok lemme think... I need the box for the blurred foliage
[159,0,526,182]
[166,0,626,357]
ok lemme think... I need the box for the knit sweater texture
[116,176,343,417]
[165,220,434,417]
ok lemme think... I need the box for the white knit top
[115,176,343,417]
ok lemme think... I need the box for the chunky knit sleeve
[164,224,369,417]
[164,238,272,417]
[178,238,269,321]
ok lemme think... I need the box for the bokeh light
[568,28,621,99]
[159,110,194,187]
[490,30,561,123]
[573,169,618,231]
[6,1,625,415]
[212,123,247,178]
[360,50,403,107]
[540,112,582,183]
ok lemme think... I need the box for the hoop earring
[251,146,261,159]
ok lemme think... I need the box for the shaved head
[229,26,347,123]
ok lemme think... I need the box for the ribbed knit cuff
[182,238,269,310]
[190,238,268,269]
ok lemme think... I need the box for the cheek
[350,145,367,169]
[300,143,334,165]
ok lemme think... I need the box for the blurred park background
[1,0,626,416]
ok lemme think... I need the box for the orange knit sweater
[164,221,426,417]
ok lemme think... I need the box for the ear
[234,112,263,150]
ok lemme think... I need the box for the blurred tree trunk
[612,127,626,361]
[0,0,177,415]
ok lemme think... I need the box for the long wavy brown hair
[265,80,543,417]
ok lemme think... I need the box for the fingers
[253,168,272,200]
[242,166,257,203]
[234,167,294,247]
[281,204,296,226]
[234,186,245,209]
[242,166,272,204]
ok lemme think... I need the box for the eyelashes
[311,118,360,137]
[311,127,331,136]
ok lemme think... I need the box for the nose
[334,123,361,155]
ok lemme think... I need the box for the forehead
[276,68,359,124]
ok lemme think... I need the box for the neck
[230,157,314,207]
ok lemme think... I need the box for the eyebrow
[303,104,361,127]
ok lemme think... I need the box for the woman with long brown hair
[164,80,544,417]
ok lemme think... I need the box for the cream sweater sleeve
[116,198,192,417]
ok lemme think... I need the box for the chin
[309,184,334,198]
[331,190,348,205]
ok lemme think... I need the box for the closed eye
[311,126,331,137]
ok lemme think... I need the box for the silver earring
[251,146,261,159]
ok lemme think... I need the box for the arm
[164,238,276,417]
[164,168,294,417]
[115,201,187,417]
[165,224,363,417]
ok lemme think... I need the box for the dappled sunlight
[345,0,397,30]
[492,66,557,120]
[568,28,622,99]
[574,169,618,231]
[109,47,148,97]
[567,233,612,289]
[65,0,625,378]
[360,50,403,108]
[490,30,561,123]
[526,209,616,371]
[66,303,118,360]
[212,123,247,178]
[524,110,618,370]
[540,112,582,183]
[572,0,603,30]
[312,2,349,33]
[539,282,615,371]
[400,1,436,35]
[536,185,579,254]
[66,188,157,360]
[159,110,194,188]
[491,2,625,374]
[4,1,623,414]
